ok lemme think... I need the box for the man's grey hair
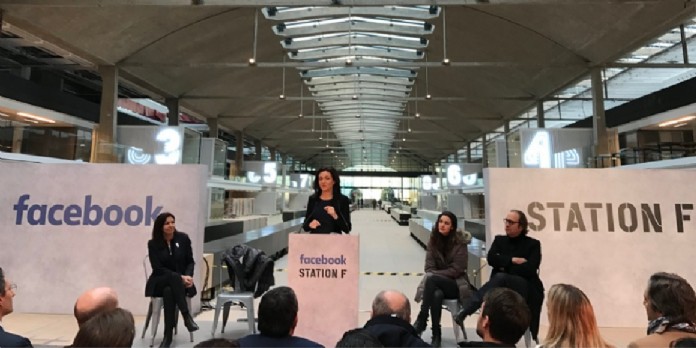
[372,290,410,321]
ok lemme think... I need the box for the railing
[589,142,696,168]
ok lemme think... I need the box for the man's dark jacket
[362,315,430,347]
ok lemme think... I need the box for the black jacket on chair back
[223,244,275,298]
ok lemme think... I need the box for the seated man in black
[361,290,429,347]
[459,288,530,347]
[238,286,322,348]
[455,210,544,342]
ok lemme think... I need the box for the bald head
[372,290,411,322]
[74,287,119,326]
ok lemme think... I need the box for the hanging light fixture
[425,53,432,100]
[249,9,258,66]
[279,56,286,99]
[414,85,421,118]
[441,7,450,65]
[298,79,304,118]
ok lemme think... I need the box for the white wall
[0,163,208,315]
[485,168,696,327]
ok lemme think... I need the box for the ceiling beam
[0,1,664,6]
[119,60,587,69]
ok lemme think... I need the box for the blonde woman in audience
[541,284,612,348]
[629,272,696,348]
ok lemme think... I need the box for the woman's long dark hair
[428,211,459,257]
[312,167,341,198]
[151,212,175,242]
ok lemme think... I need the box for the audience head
[336,328,384,347]
[152,212,176,241]
[544,283,611,348]
[313,167,341,197]
[505,210,528,237]
[194,338,240,348]
[644,272,696,324]
[671,338,696,347]
[258,286,298,338]
[371,290,411,322]
[71,308,135,347]
[476,288,530,345]
[74,287,119,326]
[0,267,16,320]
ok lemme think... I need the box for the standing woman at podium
[302,167,352,234]
[145,212,199,348]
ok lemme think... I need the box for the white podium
[288,234,360,347]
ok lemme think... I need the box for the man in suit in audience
[360,290,429,347]
[458,288,530,348]
[238,286,322,347]
[73,287,119,327]
[0,267,33,347]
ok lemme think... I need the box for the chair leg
[186,297,194,342]
[244,297,256,334]
[150,298,163,348]
[211,299,224,337]
[524,329,532,348]
[222,301,233,333]
[142,300,153,339]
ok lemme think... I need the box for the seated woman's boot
[412,313,427,337]
[431,327,442,348]
[182,312,199,332]
[454,304,476,328]
[159,330,173,348]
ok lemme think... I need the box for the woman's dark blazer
[145,231,197,297]
[302,194,352,234]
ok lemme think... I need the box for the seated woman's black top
[302,194,352,234]
[145,231,197,297]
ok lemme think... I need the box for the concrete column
[270,147,276,161]
[207,118,219,138]
[466,143,472,163]
[235,130,244,176]
[482,139,488,168]
[254,140,262,160]
[537,101,545,128]
[591,68,610,162]
[12,126,23,153]
[95,65,118,163]
[165,98,179,126]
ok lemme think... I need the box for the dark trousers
[160,273,190,334]
[418,274,459,332]
[462,273,528,316]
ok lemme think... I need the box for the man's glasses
[503,218,519,225]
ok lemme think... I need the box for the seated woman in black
[302,167,351,234]
[145,212,199,348]
[455,209,544,342]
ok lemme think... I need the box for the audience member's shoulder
[459,341,513,348]
[0,329,33,347]
[292,336,324,347]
